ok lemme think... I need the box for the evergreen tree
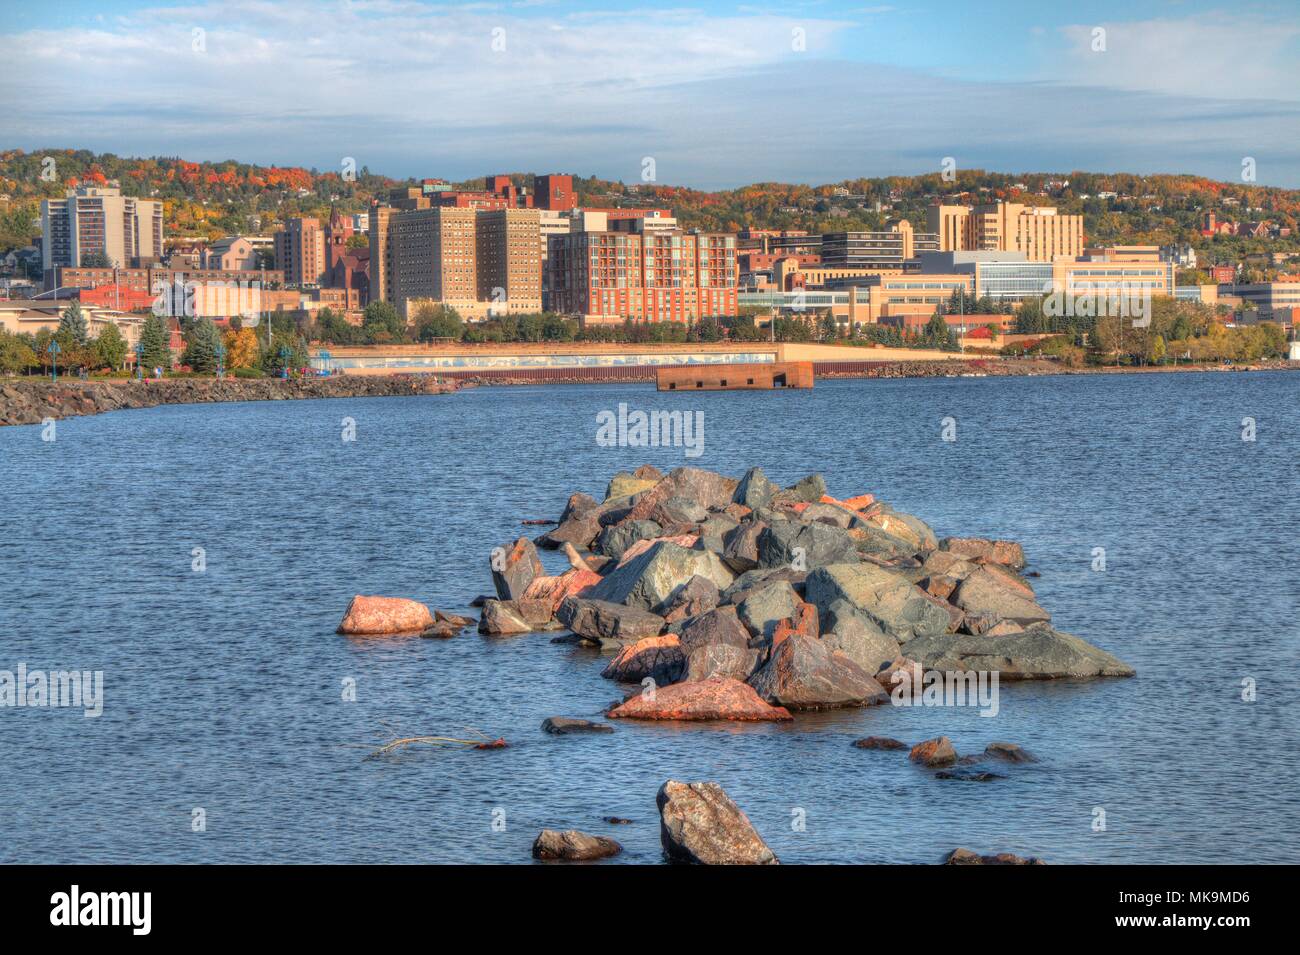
[59,301,90,346]
[138,314,172,372]
[182,317,222,374]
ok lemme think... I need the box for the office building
[927,202,1084,261]
[40,183,164,279]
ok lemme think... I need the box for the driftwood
[364,724,506,759]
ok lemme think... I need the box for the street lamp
[215,342,227,380]
[278,345,291,379]
[316,348,332,377]
[47,339,61,382]
[133,342,145,380]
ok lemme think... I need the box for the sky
[2,0,1298,188]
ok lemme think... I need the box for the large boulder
[478,598,554,634]
[522,568,603,615]
[607,677,793,722]
[586,541,735,612]
[736,579,802,641]
[532,829,622,861]
[337,595,434,635]
[805,563,952,643]
[952,566,1050,625]
[657,781,779,865]
[678,605,752,653]
[747,635,887,710]
[903,625,1135,679]
[593,519,663,561]
[773,474,826,504]
[659,574,720,623]
[696,514,740,555]
[556,597,665,644]
[648,495,709,526]
[626,467,737,522]
[601,634,686,684]
[682,643,761,682]
[605,471,658,501]
[721,567,806,606]
[536,509,603,550]
[757,519,856,570]
[941,537,1027,570]
[721,520,766,573]
[944,848,1045,865]
[491,537,544,600]
[821,600,903,679]
[732,467,778,510]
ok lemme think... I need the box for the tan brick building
[927,202,1083,262]
[273,217,326,286]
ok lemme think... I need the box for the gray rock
[593,519,663,561]
[541,717,615,735]
[720,567,806,605]
[491,537,545,601]
[805,563,952,643]
[747,634,887,710]
[605,471,658,501]
[821,602,903,679]
[799,502,854,528]
[586,540,735,612]
[649,495,709,526]
[682,643,761,682]
[678,605,753,653]
[478,598,553,635]
[757,519,856,570]
[556,596,665,643]
[983,742,1038,763]
[532,829,622,860]
[936,769,1006,782]
[732,467,778,509]
[852,736,908,750]
[773,474,826,504]
[696,514,740,555]
[657,574,721,622]
[627,467,737,522]
[537,510,602,550]
[736,580,802,641]
[657,780,778,865]
[953,566,1051,625]
[944,847,1045,865]
[721,520,766,572]
[903,624,1135,679]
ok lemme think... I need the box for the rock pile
[478,464,1132,719]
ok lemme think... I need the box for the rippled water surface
[1,371,1297,864]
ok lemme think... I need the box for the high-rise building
[534,174,576,211]
[547,214,737,323]
[927,202,1084,261]
[273,217,327,286]
[387,206,542,320]
[40,183,164,277]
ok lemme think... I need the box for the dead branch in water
[365,725,505,759]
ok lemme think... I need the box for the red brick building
[548,226,737,323]
[534,174,576,211]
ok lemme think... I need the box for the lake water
[1,371,1297,864]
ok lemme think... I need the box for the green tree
[80,250,113,268]
[182,317,222,374]
[139,313,173,372]
[413,302,464,341]
[362,300,405,343]
[59,301,90,346]
[0,330,39,375]
[94,322,128,371]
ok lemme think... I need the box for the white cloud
[1056,14,1300,102]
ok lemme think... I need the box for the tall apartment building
[387,206,542,320]
[273,217,327,286]
[41,183,164,276]
[927,202,1083,261]
[547,215,737,323]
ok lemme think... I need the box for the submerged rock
[532,829,622,861]
[936,769,1006,782]
[337,595,434,635]
[853,736,908,750]
[541,717,615,735]
[909,736,958,767]
[983,742,1038,763]
[944,848,1045,865]
[657,780,779,865]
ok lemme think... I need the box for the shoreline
[2,358,1294,426]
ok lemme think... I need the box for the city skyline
[2,0,1299,188]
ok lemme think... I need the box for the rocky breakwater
[477,463,1133,721]
[0,375,458,427]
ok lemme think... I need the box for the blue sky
[2,0,1298,187]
